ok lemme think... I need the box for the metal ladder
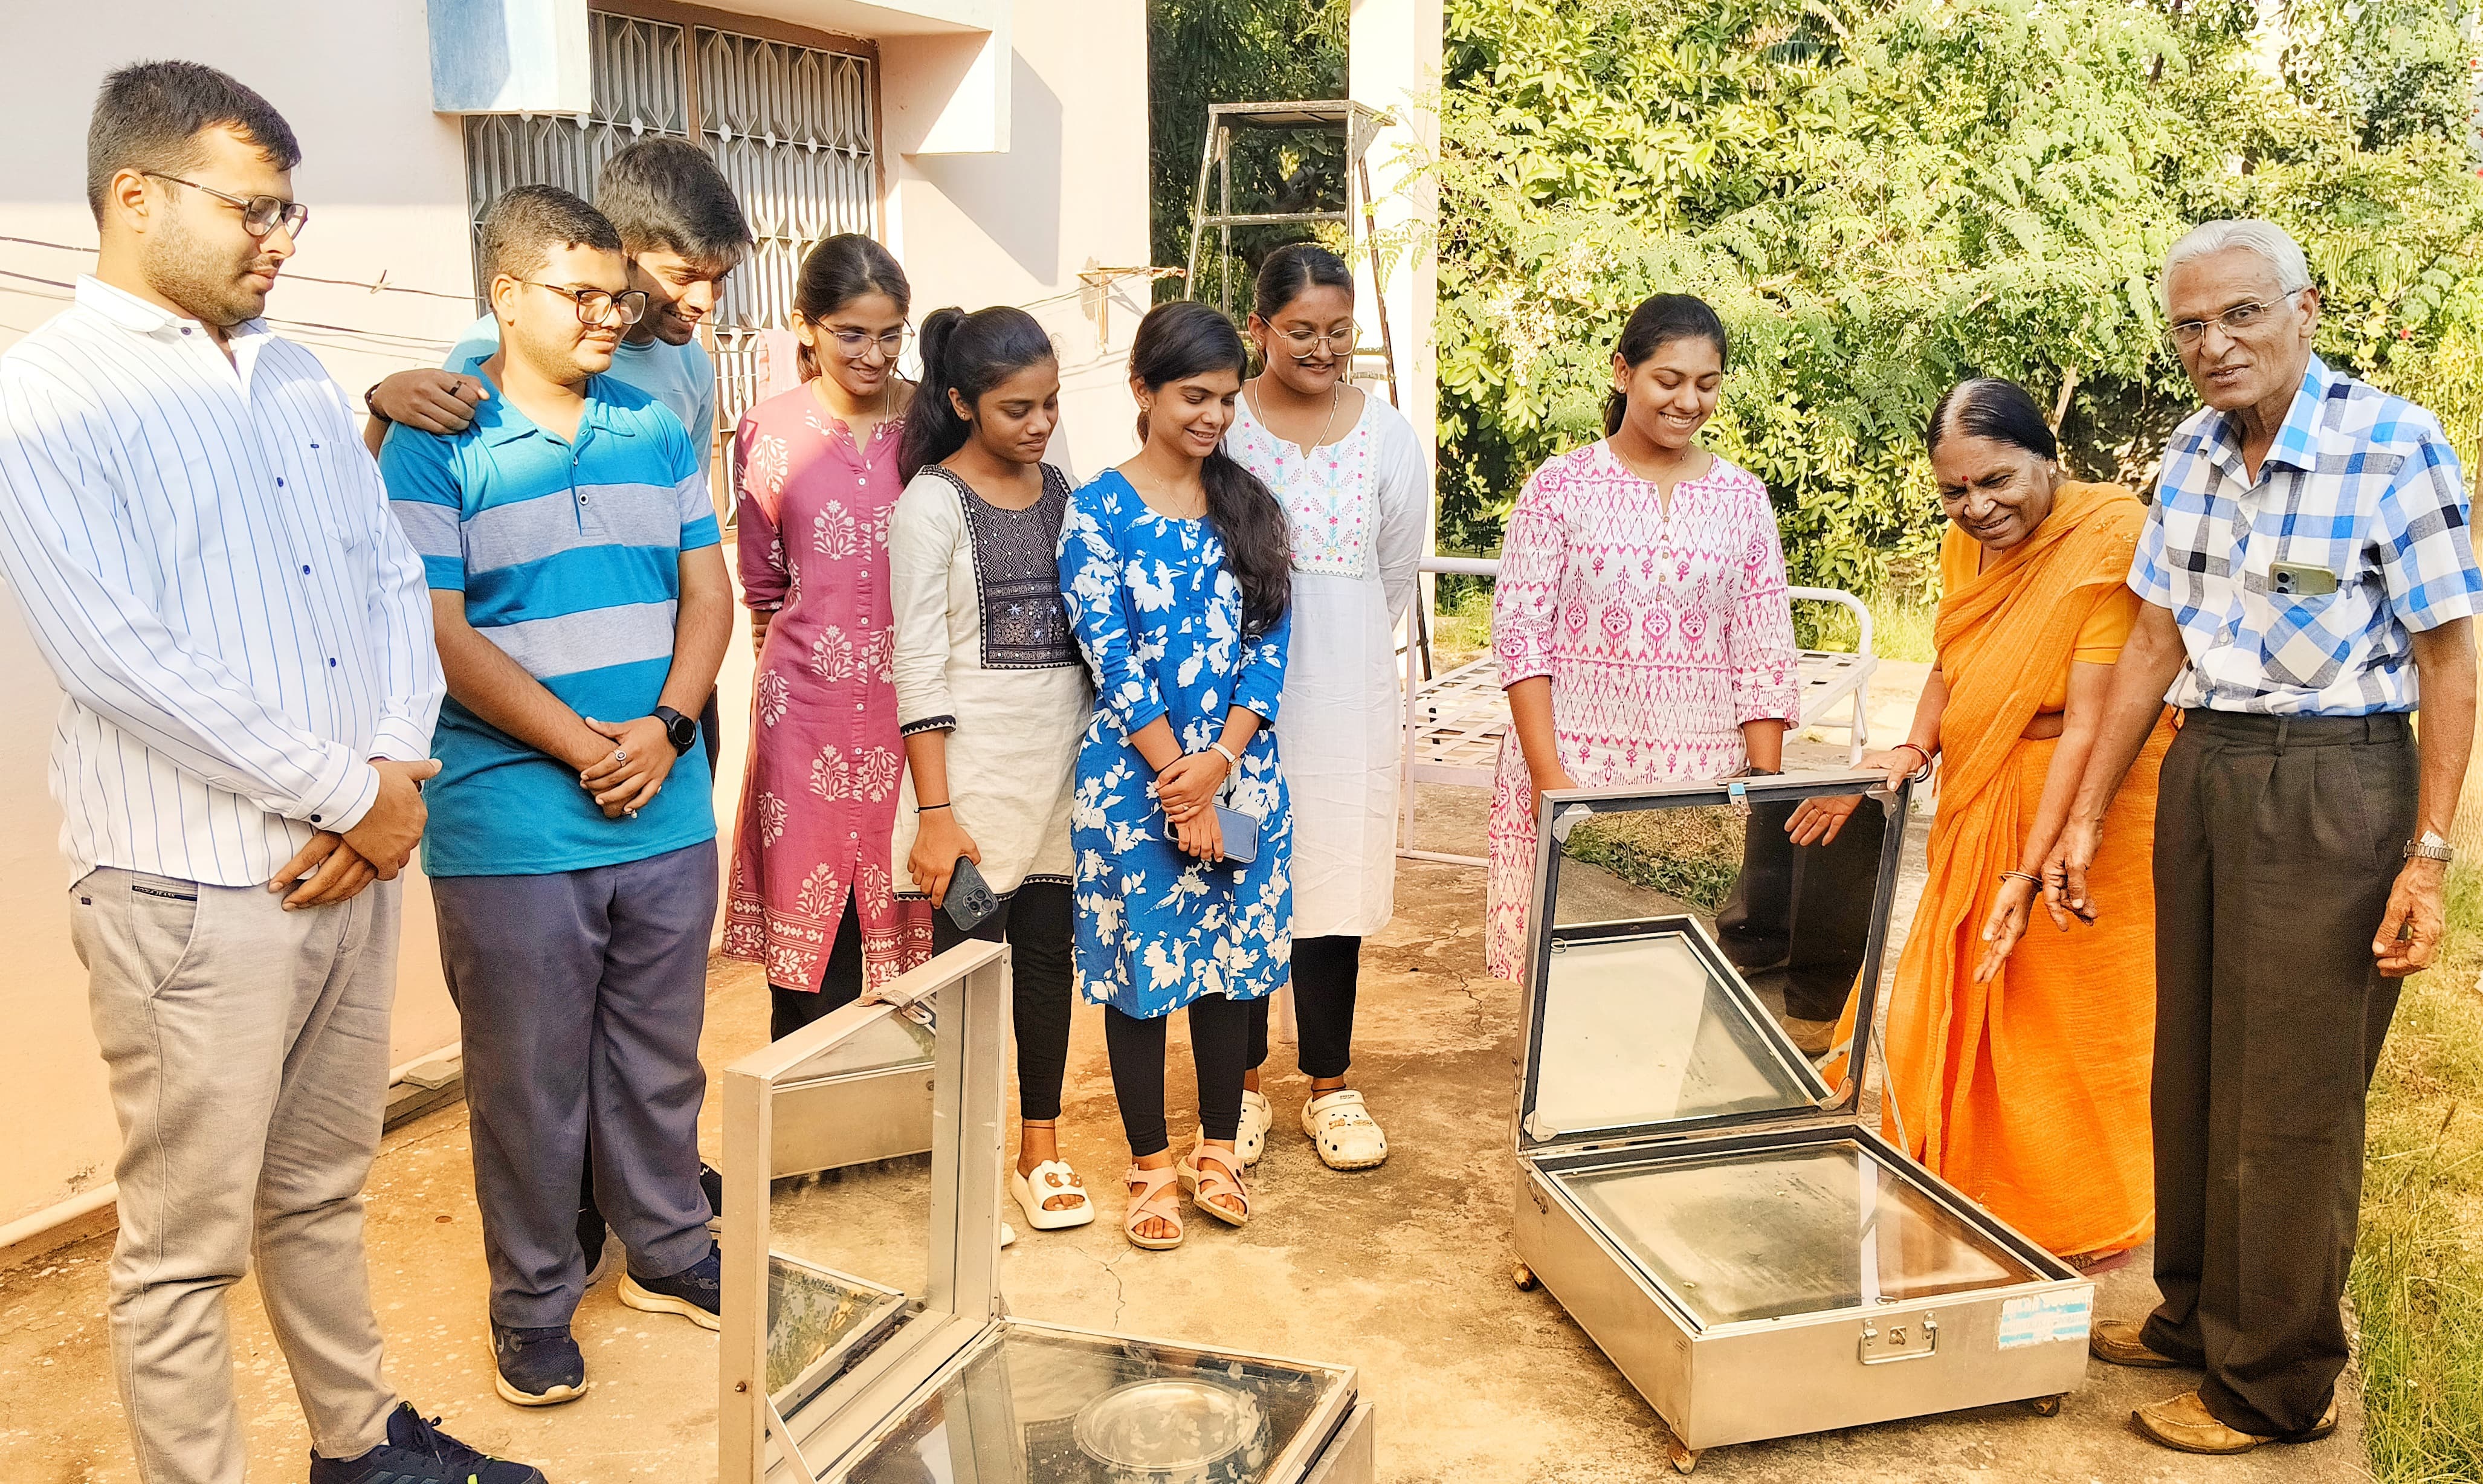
[1183,99,1402,408]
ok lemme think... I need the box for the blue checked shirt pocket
[2250,544,2370,691]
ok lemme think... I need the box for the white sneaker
[1302,1089,1388,1170]
[1236,1089,1273,1167]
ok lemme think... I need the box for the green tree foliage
[1146,0,1348,303]
[1436,0,2483,592]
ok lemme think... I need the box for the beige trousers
[72,867,401,1484]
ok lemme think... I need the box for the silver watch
[2404,831,2455,864]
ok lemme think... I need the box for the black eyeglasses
[523,282,651,327]
[144,172,309,239]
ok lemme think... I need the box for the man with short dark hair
[0,60,543,1484]
[382,185,732,1408]
[2053,218,2481,1455]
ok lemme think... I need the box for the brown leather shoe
[2089,1318,2183,1369]
[1780,1015,1838,1056]
[2133,1391,2341,1454]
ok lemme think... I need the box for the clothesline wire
[0,233,475,302]
[0,274,456,355]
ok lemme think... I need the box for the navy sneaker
[492,1323,589,1407]
[576,1200,613,1287]
[700,1162,725,1231]
[619,1240,720,1331]
[308,1401,547,1483]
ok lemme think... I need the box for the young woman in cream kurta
[888,305,1093,1233]
[1226,244,1426,1172]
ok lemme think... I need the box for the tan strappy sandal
[1122,1163,1184,1251]
[1178,1144,1251,1228]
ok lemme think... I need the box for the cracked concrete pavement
[0,775,2368,1482]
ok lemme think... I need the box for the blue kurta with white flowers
[1057,471,1294,1016]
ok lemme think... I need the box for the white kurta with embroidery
[1227,392,1427,938]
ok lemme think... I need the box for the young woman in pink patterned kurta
[1485,294,1801,979]
[723,235,933,1035]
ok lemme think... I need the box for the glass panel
[763,1009,938,1412]
[780,1010,934,1083]
[1530,930,1816,1137]
[1535,786,1894,1132]
[1558,1142,2038,1328]
[840,1326,1347,1483]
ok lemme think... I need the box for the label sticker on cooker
[1997,1292,2093,1349]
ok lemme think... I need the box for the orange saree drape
[1847,482,2169,1260]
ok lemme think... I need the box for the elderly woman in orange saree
[1792,378,2171,1265]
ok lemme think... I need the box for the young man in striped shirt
[380,187,733,1407]
[0,62,543,1484]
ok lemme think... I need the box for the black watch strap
[653,705,697,755]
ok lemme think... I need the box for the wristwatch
[653,705,697,757]
[2404,831,2455,864]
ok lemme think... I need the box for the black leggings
[1247,934,1360,1081]
[1104,993,1254,1158]
[769,882,1076,1121]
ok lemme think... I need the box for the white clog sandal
[1301,1089,1388,1170]
[1236,1089,1273,1167]
[1010,1159,1096,1231]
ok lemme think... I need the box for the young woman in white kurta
[1229,245,1427,1170]
[889,305,1095,1233]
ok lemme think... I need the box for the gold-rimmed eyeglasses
[1274,324,1360,356]
[524,282,651,327]
[828,326,911,361]
[143,172,309,240]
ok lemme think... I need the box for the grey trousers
[2146,709,2412,1436]
[431,839,718,1329]
[72,868,401,1484]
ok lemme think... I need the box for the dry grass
[2355,862,2483,1480]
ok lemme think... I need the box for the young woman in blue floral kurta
[1058,301,1294,1250]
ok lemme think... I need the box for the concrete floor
[0,772,2369,1483]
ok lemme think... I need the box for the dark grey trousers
[2146,709,2412,1436]
[433,839,719,1328]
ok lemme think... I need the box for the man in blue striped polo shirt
[381,186,732,1408]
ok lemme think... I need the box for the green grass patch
[1561,807,1746,915]
[2357,862,2483,1480]
[1800,586,1938,665]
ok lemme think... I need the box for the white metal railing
[1396,560,1879,866]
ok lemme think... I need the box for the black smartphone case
[944,856,999,932]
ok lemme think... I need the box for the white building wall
[0,0,1148,1230]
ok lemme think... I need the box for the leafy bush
[1436,0,2483,593]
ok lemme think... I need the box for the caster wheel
[1666,1438,1699,1474]
[2029,1394,2064,1418]
[1512,1260,1537,1291]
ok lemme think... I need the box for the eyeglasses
[2162,289,2307,351]
[144,172,309,240]
[523,282,650,327]
[1274,324,1359,356]
[827,326,910,360]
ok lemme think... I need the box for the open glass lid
[838,1328,1352,1482]
[722,941,1012,1483]
[1518,771,1910,1151]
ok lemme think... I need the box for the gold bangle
[1999,870,2042,888]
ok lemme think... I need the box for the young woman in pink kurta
[1484,294,1801,980]
[723,234,934,1036]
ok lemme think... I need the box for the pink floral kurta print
[723,385,933,993]
[1484,442,1801,979]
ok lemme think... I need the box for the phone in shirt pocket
[2270,561,2340,599]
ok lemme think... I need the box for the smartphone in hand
[945,856,999,932]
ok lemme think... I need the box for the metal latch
[1858,1313,1939,1365]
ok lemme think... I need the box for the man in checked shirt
[2050,219,2480,1454]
